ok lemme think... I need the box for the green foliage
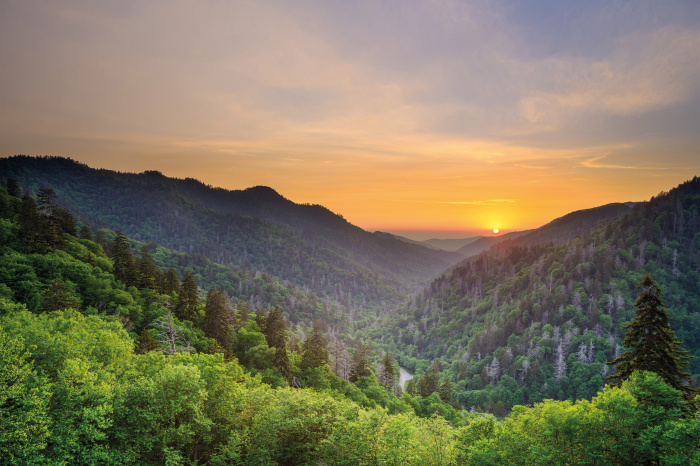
[38,278,81,313]
[371,178,700,413]
[460,372,698,465]
[0,328,50,464]
[608,274,696,408]
[301,322,328,371]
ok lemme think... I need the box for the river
[399,367,413,390]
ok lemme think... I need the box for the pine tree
[263,307,290,380]
[161,268,180,295]
[79,224,93,241]
[38,279,80,313]
[378,352,396,391]
[203,288,233,358]
[5,178,21,197]
[176,271,199,323]
[18,193,46,253]
[349,343,373,383]
[136,245,161,290]
[607,275,696,407]
[110,231,135,287]
[135,328,159,354]
[301,322,328,370]
[418,360,441,397]
[439,378,454,403]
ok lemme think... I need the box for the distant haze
[381,230,486,242]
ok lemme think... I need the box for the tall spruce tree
[38,279,80,313]
[301,322,328,371]
[349,343,373,383]
[607,275,696,407]
[264,307,290,380]
[378,352,396,391]
[136,245,161,290]
[5,178,21,197]
[110,231,135,287]
[203,288,233,358]
[18,193,45,253]
[161,268,180,295]
[176,271,199,324]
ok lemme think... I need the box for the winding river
[399,367,413,390]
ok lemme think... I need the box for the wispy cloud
[438,199,518,206]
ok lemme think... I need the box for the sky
[2,1,700,240]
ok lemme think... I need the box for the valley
[1,155,698,464]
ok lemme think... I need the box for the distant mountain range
[0,156,462,324]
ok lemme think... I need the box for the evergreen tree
[5,178,21,197]
[405,378,417,396]
[110,231,135,287]
[439,378,454,403]
[35,188,66,250]
[418,360,442,397]
[301,322,328,371]
[203,288,233,358]
[176,271,199,323]
[349,343,373,383]
[52,206,76,240]
[264,307,290,380]
[135,328,159,354]
[18,193,45,254]
[607,275,696,407]
[161,268,180,295]
[38,279,80,313]
[79,224,93,241]
[136,245,161,290]
[378,352,396,391]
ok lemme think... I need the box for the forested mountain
[0,156,461,321]
[368,177,700,413]
[456,231,529,258]
[1,164,698,464]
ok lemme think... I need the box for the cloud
[438,199,518,206]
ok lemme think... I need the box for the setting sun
[493,228,499,234]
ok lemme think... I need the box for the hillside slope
[366,177,700,411]
[1,156,461,317]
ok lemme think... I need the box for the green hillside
[0,156,460,315]
[1,169,698,464]
[368,178,700,413]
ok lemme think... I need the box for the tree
[301,322,328,371]
[418,360,442,397]
[161,268,180,295]
[135,328,159,354]
[79,224,93,241]
[5,178,21,198]
[263,307,290,380]
[378,352,396,392]
[349,343,373,383]
[38,278,80,313]
[136,245,161,290]
[152,305,192,355]
[439,378,454,403]
[0,329,50,464]
[176,271,199,323]
[203,288,233,358]
[110,231,135,287]
[607,275,696,407]
[18,193,45,253]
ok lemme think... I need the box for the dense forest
[368,177,700,415]
[0,156,461,319]
[1,157,699,464]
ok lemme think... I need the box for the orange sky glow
[1,1,699,240]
